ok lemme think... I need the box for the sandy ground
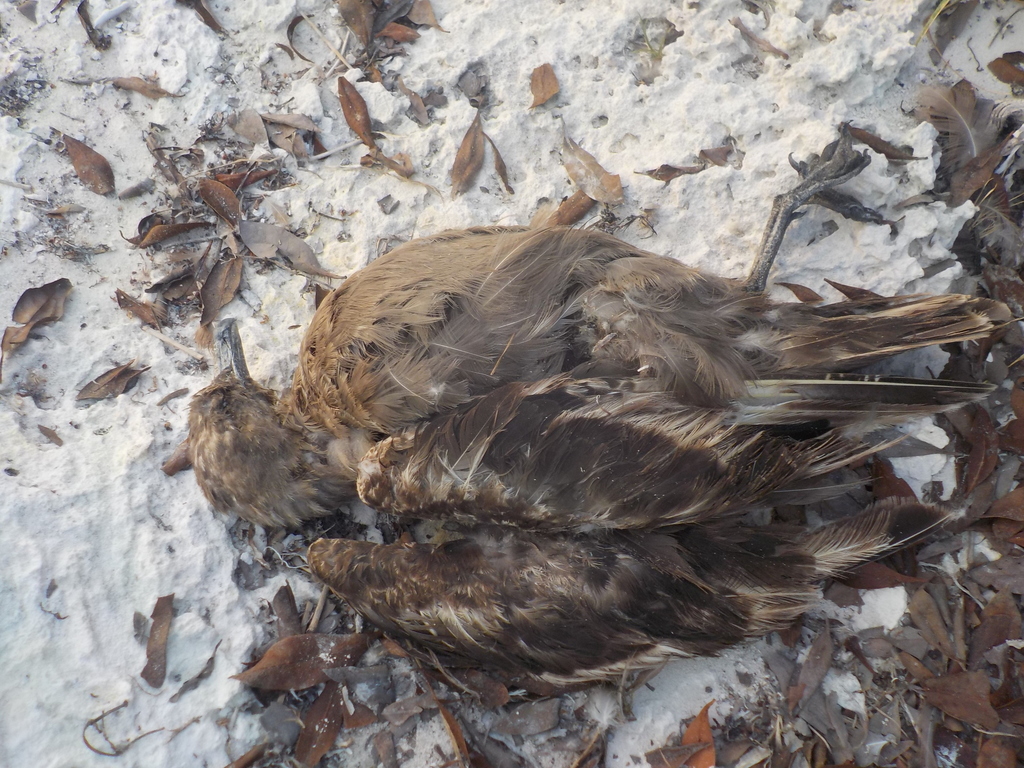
[0,0,1017,766]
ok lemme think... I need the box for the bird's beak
[215,319,253,384]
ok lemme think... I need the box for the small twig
[310,139,363,161]
[141,326,207,362]
[156,388,189,407]
[0,178,33,191]
[307,584,329,632]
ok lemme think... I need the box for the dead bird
[309,500,946,684]
[188,127,1009,529]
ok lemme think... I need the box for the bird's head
[188,319,357,528]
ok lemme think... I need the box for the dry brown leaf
[265,123,307,159]
[978,737,1017,768]
[452,669,509,709]
[968,590,1022,669]
[238,221,340,278]
[272,583,302,639]
[408,0,445,30]
[374,731,399,768]
[788,627,831,714]
[562,133,624,205]
[161,440,192,476]
[396,76,429,125]
[638,164,703,182]
[377,21,419,42]
[38,425,63,446]
[873,456,917,501]
[141,594,174,688]
[198,256,243,329]
[681,699,716,768]
[964,407,999,495]
[730,17,788,58]
[13,277,72,325]
[61,134,115,195]
[233,633,370,690]
[845,124,918,161]
[131,221,213,248]
[985,485,1024,522]
[842,561,928,590]
[824,279,882,301]
[491,699,560,736]
[382,692,436,725]
[922,671,999,730]
[950,141,1005,207]
[229,109,269,145]
[343,702,377,729]
[989,53,1024,86]
[215,169,277,191]
[776,282,824,303]
[546,190,596,226]
[111,76,179,99]
[698,145,732,167]
[77,361,149,401]
[115,289,165,328]
[972,556,1024,594]
[177,0,224,33]
[437,703,470,764]
[484,132,514,194]
[261,112,318,132]
[529,63,559,108]
[645,744,712,768]
[1012,377,1024,420]
[451,112,486,198]
[337,78,376,149]
[284,16,315,63]
[337,0,375,48]
[909,587,957,659]
[294,680,345,766]
[76,1,111,49]
[197,178,241,227]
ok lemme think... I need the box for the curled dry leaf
[111,77,179,99]
[260,113,319,132]
[377,21,419,42]
[215,169,277,191]
[968,590,1022,669]
[239,221,340,278]
[699,145,733,167]
[562,133,624,205]
[233,633,370,690]
[788,627,832,714]
[546,190,596,226]
[988,52,1024,86]
[964,407,999,495]
[408,0,445,30]
[2,278,72,381]
[38,425,63,446]
[451,112,486,197]
[484,132,514,194]
[396,76,429,125]
[909,586,957,659]
[285,16,315,63]
[922,671,999,730]
[295,681,346,766]
[873,456,917,501]
[824,279,881,301]
[130,221,213,248]
[60,133,115,195]
[177,0,225,33]
[161,440,192,476]
[491,699,560,736]
[141,594,174,688]
[115,289,165,328]
[776,282,824,304]
[272,583,302,638]
[529,63,559,108]
[844,124,919,162]
[197,179,241,227]
[118,179,156,199]
[680,699,716,768]
[729,16,788,59]
[337,0,375,48]
[199,256,243,329]
[337,78,376,148]
[229,109,269,145]
[639,164,703,182]
[13,277,73,325]
[76,1,111,50]
[77,361,149,401]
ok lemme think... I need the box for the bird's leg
[745,125,872,293]
[215,318,253,384]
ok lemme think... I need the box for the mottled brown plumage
[309,500,947,684]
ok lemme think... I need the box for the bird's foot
[745,125,873,293]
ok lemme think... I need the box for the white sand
[0,0,1007,765]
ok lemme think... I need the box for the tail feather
[776,293,1010,372]
[736,374,992,429]
[796,499,950,578]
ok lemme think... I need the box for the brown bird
[309,500,946,684]
[186,127,1008,681]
